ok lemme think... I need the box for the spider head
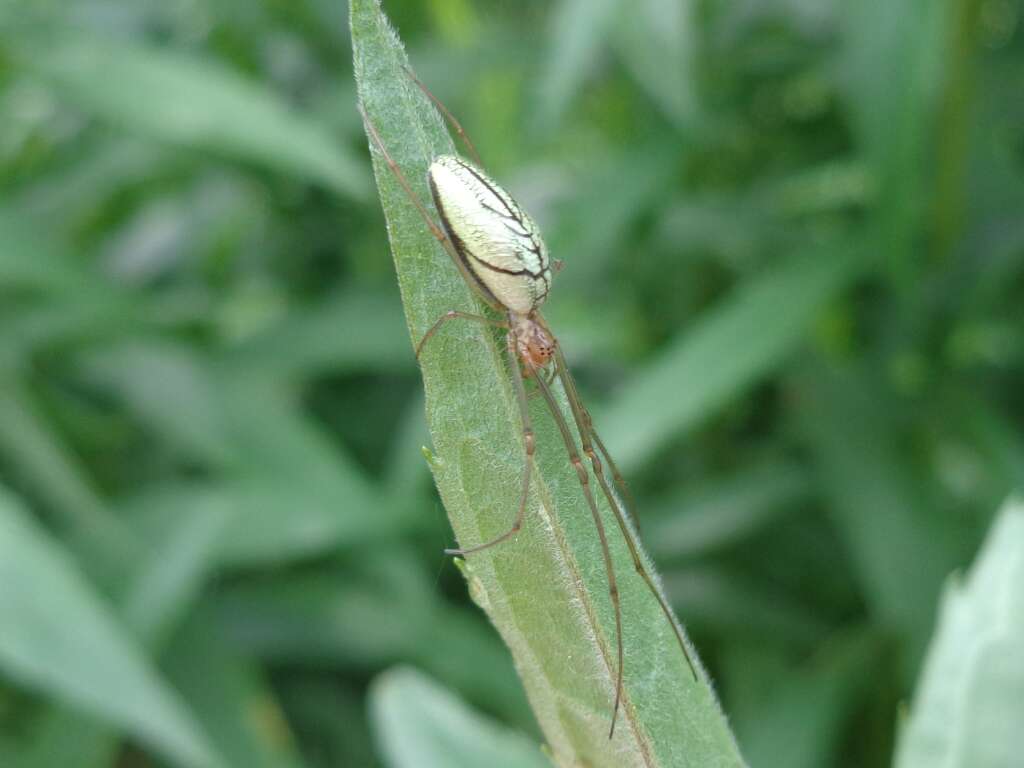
[512,314,557,371]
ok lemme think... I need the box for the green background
[1,0,1022,766]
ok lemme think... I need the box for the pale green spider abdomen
[428,154,551,315]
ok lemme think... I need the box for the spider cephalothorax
[511,312,556,371]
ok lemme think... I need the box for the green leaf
[0,377,138,588]
[122,496,234,648]
[213,551,532,730]
[80,342,235,469]
[603,246,863,473]
[0,485,223,768]
[380,393,434,527]
[163,615,308,768]
[224,288,413,379]
[611,0,701,131]
[662,566,829,646]
[84,343,391,566]
[534,0,620,131]
[549,140,683,287]
[797,364,967,660]
[727,630,883,768]
[351,1,745,765]
[0,209,149,369]
[370,668,550,768]
[277,679,378,768]
[0,209,90,294]
[213,375,387,565]
[839,0,955,277]
[21,499,233,768]
[14,31,369,200]
[895,496,1024,768]
[646,459,813,560]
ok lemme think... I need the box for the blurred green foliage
[0,0,1021,767]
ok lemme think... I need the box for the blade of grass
[278,679,378,768]
[84,343,391,565]
[370,668,550,768]
[549,140,684,288]
[603,246,862,473]
[646,459,813,560]
[351,1,745,765]
[611,0,701,132]
[796,363,968,665]
[213,374,385,565]
[12,31,369,200]
[212,551,533,729]
[22,499,233,768]
[0,377,138,587]
[895,497,1024,768]
[0,485,223,768]
[728,630,884,768]
[224,288,413,378]
[163,614,309,768]
[661,566,830,646]
[839,0,954,281]
[79,342,235,469]
[534,0,620,131]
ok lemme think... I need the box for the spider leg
[358,103,501,314]
[404,65,483,167]
[531,367,625,740]
[526,362,558,400]
[445,334,533,556]
[544,363,558,389]
[359,104,454,251]
[589,426,640,532]
[552,348,699,685]
[552,347,640,531]
[416,311,509,359]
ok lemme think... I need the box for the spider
[358,68,697,738]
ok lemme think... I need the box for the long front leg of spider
[358,105,504,309]
[415,311,508,359]
[590,426,640,529]
[553,350,700,683]
[553,348,642,531]
[404,66,484,167]
[530,365,626,739]
[412,312,535,556]
[445,331,536,556]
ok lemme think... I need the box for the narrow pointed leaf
[15,32,369,200]
[604,247,862,473]
[0,486,222,768]
[351,2,745,765]
[370,668,549,768]
[895,497,1024,768]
